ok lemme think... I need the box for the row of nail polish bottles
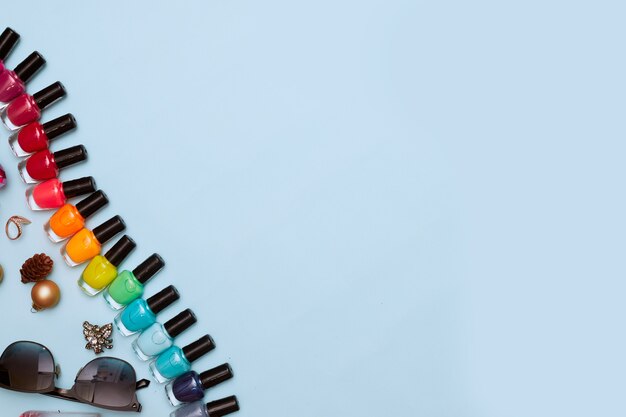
[119,300,217,383]
[0,27,89,218]
[0,27,239,414]
[113,284,235,404]
[45,193,168,308]
[41,190,130,271]
[114,287,233,403]
[113,285,235,403]
[33,182,127,269]
[0,27,47,110]
[77,246,165,310]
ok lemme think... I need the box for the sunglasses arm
[136,378,150,390]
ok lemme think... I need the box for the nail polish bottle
[44,190,109,242]
[18,145,87,183]
[170,396,240,417]
[115,285,180,336]
[104,254,165,310]
[150,335,216,383]
[0,28,20,74]
[9,113,77,157]
[26,176,96,211]
[78,235,137,295]
[1,81,66,130]
[62,215,126,267]
[165,363,234,406]
[132,309,197,361]
[0,51,45,107]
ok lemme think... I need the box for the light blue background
[0,1,623,416]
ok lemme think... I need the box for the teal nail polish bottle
[150,335,215,383]
[114,285,180,336]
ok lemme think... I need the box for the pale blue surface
[0,1,624,416]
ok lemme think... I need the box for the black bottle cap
[132,253,165,284]
[164,309,196,338]
[75,190,108,219]
[92,215,125,244]
[104,235,136,267]
[61,176,96,199]
[182,335,216,363]
[147,285,180,314]
[14,51,45,83]
[200,363,234,390]
[43,113,76,141]
[33,81,66,110]
[53,145,87,170]
[0,28,19,61]
[206,396,240,417]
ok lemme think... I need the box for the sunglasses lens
[0,341,55,392]
[74,358,137,408]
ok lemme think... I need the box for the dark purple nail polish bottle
[165,363,234,406]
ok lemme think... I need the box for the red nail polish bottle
[8,113,77,157]
[0,28,20,74]
[26,176,96,211]
[1,81,65,131]
[0,51,46,107]
[18,145,88,184]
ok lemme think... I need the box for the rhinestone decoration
[83,321,113,354]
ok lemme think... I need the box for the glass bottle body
[114,298,157,336]
[78,255,118,295]
[165,371,204,406]
[131,322,173,360]
[104,269,145,310]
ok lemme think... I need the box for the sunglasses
[0,341,149,412]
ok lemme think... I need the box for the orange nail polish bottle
[44,190,109,242]
[62,215,126,267]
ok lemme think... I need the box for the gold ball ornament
[31,280,61,312]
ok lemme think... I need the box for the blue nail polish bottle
[165,363,234,406]
[169,395,240,417]
[150,335,215,383]
[132,309,197,361]
[115,286,180,336]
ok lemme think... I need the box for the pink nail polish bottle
[1,81,65,131]
[26,176,96,211]
[0,51,46,108]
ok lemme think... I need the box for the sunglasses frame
[0,341,149,412]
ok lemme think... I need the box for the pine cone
[20,253,53,283]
